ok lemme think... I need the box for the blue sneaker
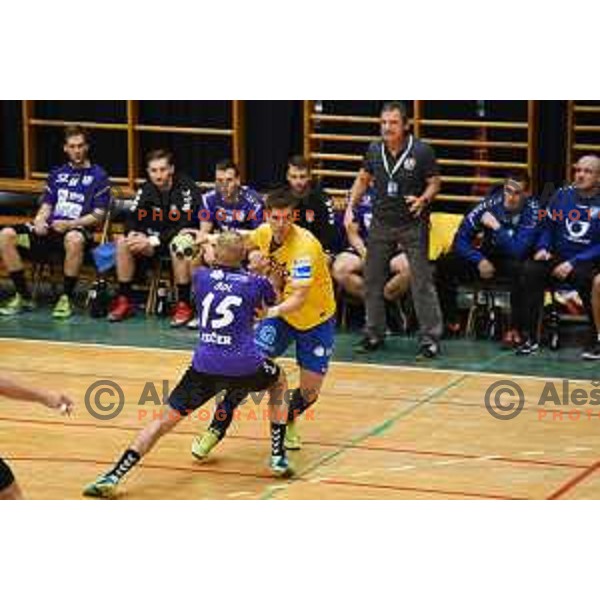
[270,454,294,478]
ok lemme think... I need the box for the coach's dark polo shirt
[363,136,439,228]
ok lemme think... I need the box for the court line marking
[2,336,596,385]
[7,454,527,500]
[546,460,600,500]
[260,371,474,499]
[4,338,596,498]
[0,415,589,469]
[317,478,526,500]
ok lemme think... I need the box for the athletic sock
[118,281,132,299]
[177,283,191,304]
[9,269,31,299]
[287,388,313,422]
[107,448,141,481]
[63,276,78,298]
[270,422,286,457]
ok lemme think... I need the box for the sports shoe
[416,340,440,360]
[0,293,33,316]
[270,454,294,478]
[52,294,72,319]
[108,295,135,322]
[170,301,194,327]
[445,322,462,338]
[356,335,385,353]
[502,328,522,348]
[191,429,221,461]
[515,339,540,356]
[284,420,302,451]
[187,316,199,330]
[582,342,600,361]
[82,474,119,499]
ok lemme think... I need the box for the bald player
[0,376,73,499]
[517,155,600,358]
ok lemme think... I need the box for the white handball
[170,233,197,260]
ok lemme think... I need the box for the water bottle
[156,281,169,317]
[89,279,109,318]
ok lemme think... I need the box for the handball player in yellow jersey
[191,189,336,457]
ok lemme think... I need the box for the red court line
[319,478,526,500]
[546,460,600,499]
[0,415,589,470]
[8,455,525,499]
[8,455,278,482]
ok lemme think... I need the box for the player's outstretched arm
[266,286,310,319]
[0,376,74,415]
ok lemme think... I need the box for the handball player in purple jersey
[83,231,292,499]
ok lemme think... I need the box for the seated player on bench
[108,149,202,326]
[185,159,264,328]
[517,155,600,358]
[435,172,539,345]
[83,232,292,499]
[0,126,109,319]
[283,155,338,263]
[332,188,412,331]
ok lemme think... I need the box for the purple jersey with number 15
[191,266,276,376]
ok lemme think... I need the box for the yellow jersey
[249,224,336,331]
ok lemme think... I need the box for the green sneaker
[0,293,33,316]
[82,474,119,499]
[284,421,302,451]
[52,294,72,319]
[270,454,294,478]
[191,429,221,461]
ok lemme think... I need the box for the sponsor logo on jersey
[292,258,312,280]
[566,218,591,240]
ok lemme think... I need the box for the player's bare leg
[193,367,294,477]
[53,230,85,319]
[284,368,325,451]
[109,235,153,322]
[332,252,365,300]
[0,227,23,271]
[83,408,185,499]
[170,247,193,327]
[0,227,33,316]
[267,368,293,476]
[383,254,411,302]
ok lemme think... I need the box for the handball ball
[170,233,197,260]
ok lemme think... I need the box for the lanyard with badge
[381,135,414,198]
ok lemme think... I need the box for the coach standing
[346,101,443,358]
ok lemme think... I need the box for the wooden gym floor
[2,337,600,500]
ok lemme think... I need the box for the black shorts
[0,456,15,492]
[13,223,93,262]
[343,246,405,261]
[168,359,280,416]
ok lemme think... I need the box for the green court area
[0,308,597,381]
